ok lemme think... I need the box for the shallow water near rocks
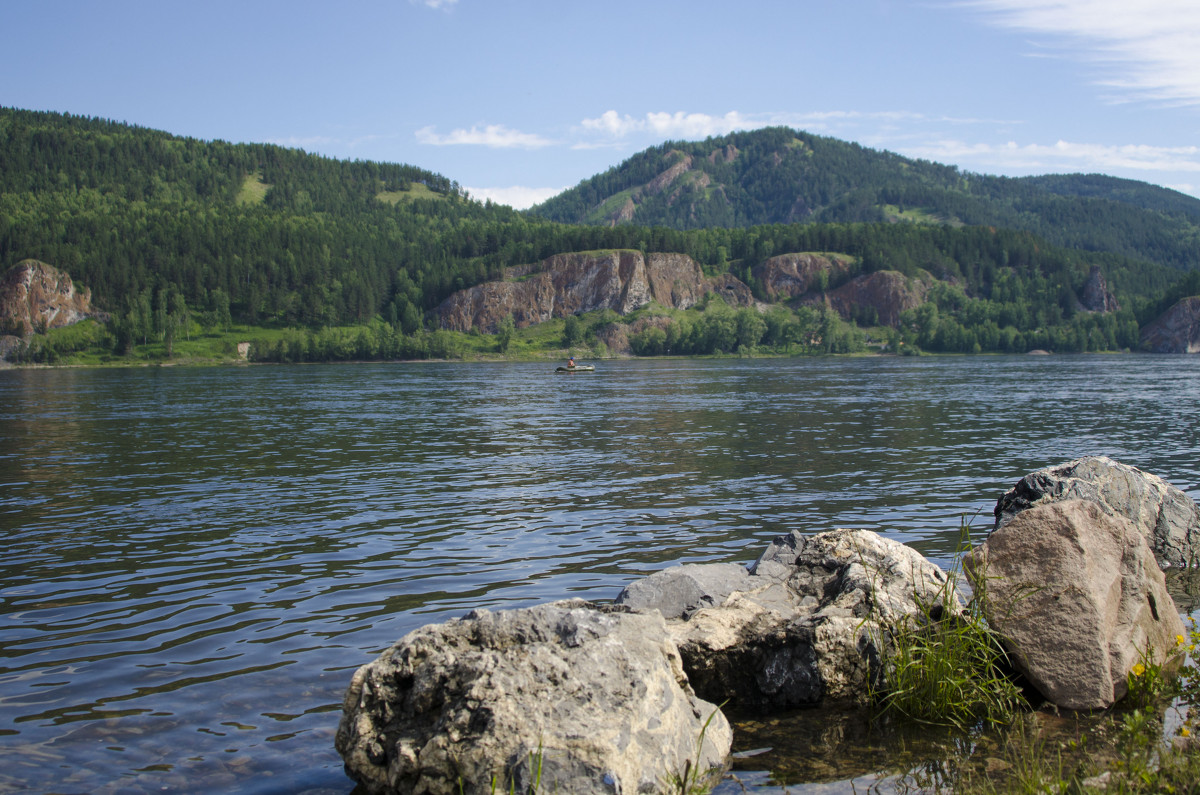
[2,355,1199,793]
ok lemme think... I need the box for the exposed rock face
[0,259,104,336]
[994,456,1200,568]
[1141,296,1200,354]
[823,270,931,327]
[336,600,731,795]
[967,500,1184,710]
[616,529,958,711]
[1080,265,1120,313]
[646,153,693,196]
[750,253,854,301]
[707,144,738,165]
[436,251,752,333]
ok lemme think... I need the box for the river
[2,356,1199,793]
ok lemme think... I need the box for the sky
[4,0,1200,209]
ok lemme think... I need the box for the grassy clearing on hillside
[375,182,442,204]
[586,189,638,224]
[881,204,965,228]
[235,171,270,205]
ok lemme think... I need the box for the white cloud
[906,138,1200,175]
[961,0,1200,105]
[412,0,458,9]
[579,110,770,140]
[465,185,568,210]
[416,124,554,149]
[577,109,1022,145]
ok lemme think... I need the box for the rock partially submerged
[336,460,1200,793]
[336,600,730,795]
[969,500,1185,709]
[994,455,1200,567]
[618,529,958,710]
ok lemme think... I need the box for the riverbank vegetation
[862,548,1200,794]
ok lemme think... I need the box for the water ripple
[1,356,1198,792]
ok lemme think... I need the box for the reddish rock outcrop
[823,270,931,327]
[0,259,104,336]
[646,153,693,196]
[751,253,854,301]
[436,251,749,334]
[1141,296,1200,354]
[1080,265,1120,313]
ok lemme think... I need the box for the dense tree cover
[530,127,1200,273]
[1,108,1195,361]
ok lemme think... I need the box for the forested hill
[0,107,564,329]
[1,106,1195,356]
[528,127,1200,272]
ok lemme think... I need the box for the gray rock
[968,500,1186,710]
[614,562,752,619]
[335,599,731,795]
[620,529,958,711]
[993,456,1200,567]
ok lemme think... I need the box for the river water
[2,356,1199,793]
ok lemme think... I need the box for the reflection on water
[1,356,1198,793]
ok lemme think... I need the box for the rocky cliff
[436,250,753,333]
[822,270,932,327]
[1140,296,1200,353]
[751,253,854,301]
[1079,265,1120,313]
[0,259,104,336]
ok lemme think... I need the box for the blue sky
[5,0,1200,209]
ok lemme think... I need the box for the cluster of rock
[0,259,104,337]
[433,249,935,350]
[336,457,1200,793]
[434,250,754,335]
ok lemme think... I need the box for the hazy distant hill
[528,127,1200,272]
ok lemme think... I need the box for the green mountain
[528,127,1200,273]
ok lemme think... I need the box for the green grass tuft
[870,526,1027,732]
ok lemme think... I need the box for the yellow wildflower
[1182,727,1191,738]
[1178,634,1186,646]
[1132,663,1146,677]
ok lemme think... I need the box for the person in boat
[567,356,576,369]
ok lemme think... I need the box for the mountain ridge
[528,127,1200,272]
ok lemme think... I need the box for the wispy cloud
[580,110,768,140]
[416,124,554,149]
[411,0,458,9]
[464,185,568,210]
[904,138,1200,177]
[577,109,1022,145]
[961,0,1200,106]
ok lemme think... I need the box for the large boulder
[616,529,958,711]
[994,456,1200,568]
[968,500,1185,710]
[335,600,731,795]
